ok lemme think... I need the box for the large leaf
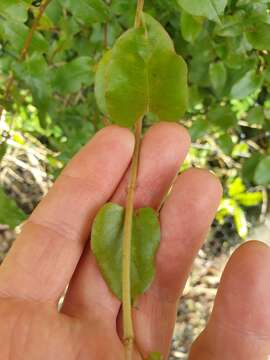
[177,0,228,22]
[91,203,160,302]
[95,13,188,127]
[0,187,26,228]
[254,156,270,185]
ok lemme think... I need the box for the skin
[0,123,269,360]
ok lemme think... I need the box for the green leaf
[181,11,203,43]
[0,0,29,22]
[245,22,270,51]
[13,53,51,111]
[228,177,245,198]
[0,187,26,228]
[234,205,248,238]
[189,118,208,141]
[147,352,163,360]
[52,57,94,94]
[230,70,263,99]
[177,0,228,22]
[0,20,48,54]
[254,156,270,185]
[62,0,110,25]
[209,61,227,94]
[217,133,233,155]
[91,203,160,302]
[242,153,264,183]
[95,13,188,127]
[0,143,7,162]
[235,192,263,207]
[208,106,237,130]
[95,51,112,115]
[246,106,265,126]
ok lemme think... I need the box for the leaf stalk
[122,117,143,360]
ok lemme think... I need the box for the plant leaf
[0,187,26,228]
[234,205,248,238]
[181,11,203,43]
[254,156,270,185]
[91,203,160,302]
[177,0,228,23]
[95,13,188,127]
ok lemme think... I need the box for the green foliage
[0,187,26,228]
[0,0,269,231]
[95,13,188,127]
[91,203,160,302]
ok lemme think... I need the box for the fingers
[0,126,134,303]
[190,241,270,360]
[133,169,222,358]
[62,122,190,320]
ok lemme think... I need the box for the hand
[0,123,269,360]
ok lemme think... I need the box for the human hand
[0,123,269,360]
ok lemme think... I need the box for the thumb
[190,241,270,360]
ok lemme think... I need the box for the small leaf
[189,118,208,141]
[254,156,270,185]
[246,106,264,126]
[217,134,233,155]
[234,206,248,238]
[52,57,93,94]
[177,0,228,23]
[208,106,237,130]
[0,187,26,228]
[235,192,263,207]
[95,51,112,115]
[242,153,263,183]
[209,61,227,94]
[91,203,160,302]
[230,70,263,99]
[0,0,29,22]
[245,22,270,51]
[0,20,48,54]
[181,11,203,43]
[62,0,110,25]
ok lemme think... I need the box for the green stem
[135,0,144,28]
[122,117,143,360]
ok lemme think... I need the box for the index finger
[0,126,134,303]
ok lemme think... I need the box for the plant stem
[122,117,143,360]
[135,0,144,28]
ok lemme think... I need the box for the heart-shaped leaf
[91,203,160,302]
[95,13,188,127]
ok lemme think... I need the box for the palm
[0,124,269,360]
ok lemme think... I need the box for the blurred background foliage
[0,0,269,253]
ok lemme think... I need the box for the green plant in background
[217,177,263,238]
